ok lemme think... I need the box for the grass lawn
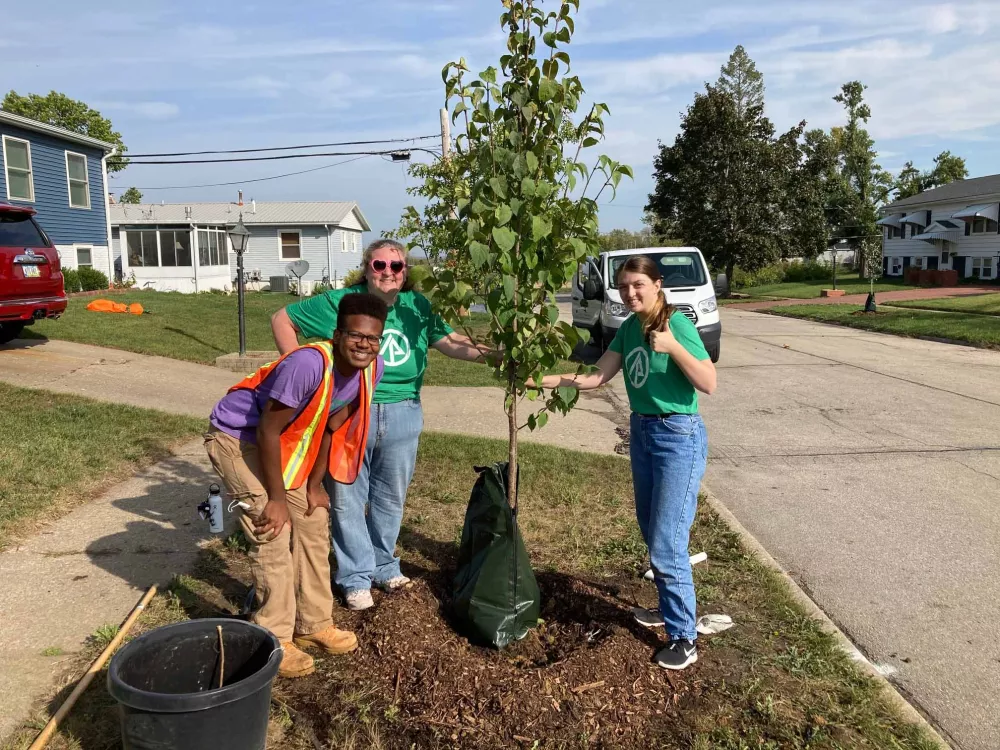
[770,304,1000,349]
[0,383,204,548]
[4,433,937,750]
[887,292,1000,316]
[21,291,582,387]
[739,272,917,300]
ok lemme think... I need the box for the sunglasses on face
[343,331,383,348]
[370,259,406,274]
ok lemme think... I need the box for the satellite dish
[286,260,309,278]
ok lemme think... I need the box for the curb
[702,489,953,750]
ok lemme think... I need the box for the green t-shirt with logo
[285,285,453,404]
[609,311,709,415]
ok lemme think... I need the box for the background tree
[598,227,663,251]
[118,187,143,204]
[894,150,968,199]
[787,129,849,259]
[407,0,631,506]
[2,91,129,174]
[832,81,891,279]
[647,47,800,289]
[716,44,764,120]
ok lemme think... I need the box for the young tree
[406,0,631,506]
[2,91,129,173]
[832,81,892,280]
[118,187,143,204]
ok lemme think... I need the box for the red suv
[0,202,66,344]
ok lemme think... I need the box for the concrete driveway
[701,309,1000,750]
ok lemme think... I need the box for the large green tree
[894,150,968,199]
[647,47,802,288]
[118,186,143,204]
[2,91,129,174]
[786,128,850,260]
[405,0,631,505]
[832,81,892,279]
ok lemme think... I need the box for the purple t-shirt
[210,348,384,443]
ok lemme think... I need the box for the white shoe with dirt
[380,575,412,592]
[345,589,374,611]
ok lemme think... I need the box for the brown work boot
[278,641,315,678]
[293,625,358,655]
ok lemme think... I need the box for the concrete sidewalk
[730,285,994,311]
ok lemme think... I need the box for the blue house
[0,110,115,277]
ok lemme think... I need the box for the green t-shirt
[286,285,453,404]
[609,311,709,415]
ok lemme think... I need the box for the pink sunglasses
[370,259,406,274]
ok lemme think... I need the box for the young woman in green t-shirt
[271,239,490,611]
[543,255,716,670]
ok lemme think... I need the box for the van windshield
[610,252,706,289]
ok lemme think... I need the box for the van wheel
[707,342,720,363]
[0,322,26,345]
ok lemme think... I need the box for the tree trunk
[725,262,735,296]
[507,378,518,510]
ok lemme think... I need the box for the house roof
[884,173,1000,210]
[109,201,370,230]
[0,110,116,152]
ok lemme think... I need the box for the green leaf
[489,177,507,199]
[538,78,560,103]
[495,204,513,226]
[525,151,539,173]
[547,304,560,324]
[492,226,516,252]
[532,216,552,240]
[521,177,537,197]
[502,275,516,302]
[536,410,549,430]
[557,386,577,404]
[469,241,490,268]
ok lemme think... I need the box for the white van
[572,247,721,362]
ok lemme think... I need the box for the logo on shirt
[380,329,412,367]
[626,347,649,388]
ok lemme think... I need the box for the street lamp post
[228,215,251,356]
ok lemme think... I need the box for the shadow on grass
[162,326,227,357]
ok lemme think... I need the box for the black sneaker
[631,607,665,629]
[655,639,698,670]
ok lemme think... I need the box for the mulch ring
[278,569,743,749]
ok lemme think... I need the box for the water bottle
[197,483,226,534]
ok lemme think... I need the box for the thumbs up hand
[649,321,679,356]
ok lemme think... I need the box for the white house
[879,174,1000,280]
[109,199,370,293]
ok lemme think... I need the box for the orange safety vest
[228,342,375,489]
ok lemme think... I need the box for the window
[158,230,192,266]
[891,257,902,274]
[127,230,159,267]
[280,230,301,259]
[970,217,999,235]
[196,228,228,266]
[972,257,994,278]
[888,225,903,239]
[3,136,34,202]
[914,256,925,270]
[76,247,92,268]
[65,152,90,208]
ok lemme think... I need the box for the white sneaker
[380,575,411,592]
[345,589,374,611]
[631,606,665,629]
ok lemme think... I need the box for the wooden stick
[29,585,157,750]
[216,625,225,689]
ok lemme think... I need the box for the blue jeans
[328,399,423,595]
[629,412,708,641]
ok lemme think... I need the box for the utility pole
[440,108,451,161]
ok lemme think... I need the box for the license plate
[22,265,40,278]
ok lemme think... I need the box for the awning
[901,210,930,226]
[912,221,961,243]
[876,213,904,227]
[952,203,999,222]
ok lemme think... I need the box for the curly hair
[336,293,388,330]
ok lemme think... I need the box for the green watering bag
[452,463,540,649]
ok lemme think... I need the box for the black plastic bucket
[107,618,281,750]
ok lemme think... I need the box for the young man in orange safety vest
[205,293,387,678]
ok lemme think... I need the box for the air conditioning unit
[269,275,289,293]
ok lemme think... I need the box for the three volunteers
[542,255,716,671]
[271,239,490,611]
[206,292,389,678]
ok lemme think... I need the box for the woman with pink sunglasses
[271,239,487,610]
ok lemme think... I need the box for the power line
[127,134,440,158]
[110,154,374,191]
[128,148,438,165]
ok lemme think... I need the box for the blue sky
[6,0,1000,238]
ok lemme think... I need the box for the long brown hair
[362,239,416,292]
[617,255,674,339]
